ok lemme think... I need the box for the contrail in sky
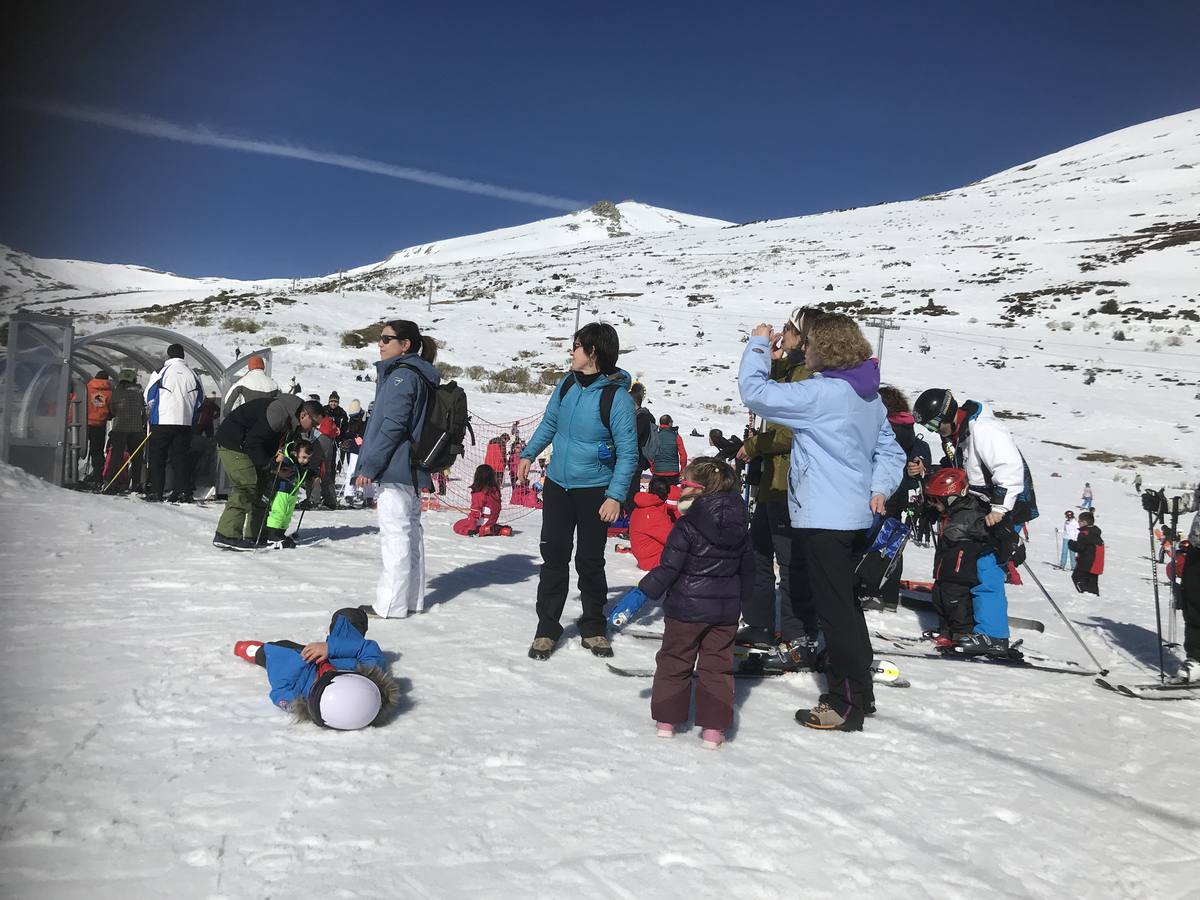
[20,99,584,211]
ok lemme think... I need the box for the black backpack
[386,362,473,471]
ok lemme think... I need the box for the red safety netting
[419,410,548,524]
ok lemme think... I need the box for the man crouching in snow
[233,608,400,729]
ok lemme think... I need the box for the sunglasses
[379,334,403,344]
[572,341,585,351]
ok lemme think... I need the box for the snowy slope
[2,109,1200,898]
[352,200,731,272]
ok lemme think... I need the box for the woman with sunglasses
[517,323,639,661]
[355,320,440,618]
[739,313,905,732]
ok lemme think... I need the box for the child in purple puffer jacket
[640,457,754,749]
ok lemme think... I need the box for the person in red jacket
[85,371,113,482]
[630,476,676,570]
[453,465,511,536]
[1068,512,1104,596]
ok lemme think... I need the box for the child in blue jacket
[234,608,400,729]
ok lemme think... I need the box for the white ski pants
[373,483,425,618]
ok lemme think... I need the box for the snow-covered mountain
[352,200,731,272]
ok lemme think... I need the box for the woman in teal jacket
[519,323,638,660]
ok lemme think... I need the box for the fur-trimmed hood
[291,664,402,728]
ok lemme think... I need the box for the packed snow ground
[2,109,1199,898]
[1,449,1198,898]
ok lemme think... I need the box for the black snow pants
[535,479,610,641]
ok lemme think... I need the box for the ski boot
[947,632,1010,658]
[261,527,296,550]
[1178,659,1199,683]
[921,629,957,650]
[761,638,818,674]
[734,624,777,652]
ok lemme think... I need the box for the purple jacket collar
[820,359,880,399]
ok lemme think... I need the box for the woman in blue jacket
[518,323,639,660]
[739,313,905,732]
[355,320,440,619]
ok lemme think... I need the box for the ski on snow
[1093,677,1199,701]
[869,632,1095,677]
[606,661,911,688]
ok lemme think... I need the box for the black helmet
[913,389,957,431]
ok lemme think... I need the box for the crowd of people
[80,313,1200,737]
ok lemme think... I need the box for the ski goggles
[920,416,945,433]
[679,479,706,491]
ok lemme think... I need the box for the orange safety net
[419,410,548,523]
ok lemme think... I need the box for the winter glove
[608,588,648,629]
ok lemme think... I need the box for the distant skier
[1068,511,1104,596]
[1081,482,1094,510]
[232,608,400,729]
[647,414,687,486]
[1059,510,1079,570]
[912,388,1038,656]
[1134,472,1143,494]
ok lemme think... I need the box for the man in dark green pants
[214,395,324,550]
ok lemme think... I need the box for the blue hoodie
[738,337,905,530]
[357,353,441,488]
[262,614,386,709]
[521,369,639,503]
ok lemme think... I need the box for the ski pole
[100,432,150,494]
[1021,563,1108,675]
[255,443,288,546]
[1146,510,1167,682]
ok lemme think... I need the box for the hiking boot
[950,632,1009,658]
[528,637,556,661]
[734,624,777,651]
[795,702,864,732]
[656,722,675,739]
[581,636,614,658]
[819,692,876,717]
[700,728,725,750]
[213,531,255,551]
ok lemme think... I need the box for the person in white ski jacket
[224,355,279,410]
[1060,510,1079,569]
[143,344,204,502]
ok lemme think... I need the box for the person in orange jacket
[629,476,676,570]
[85,370,113,482]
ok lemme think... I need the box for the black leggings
[253,607,370,666]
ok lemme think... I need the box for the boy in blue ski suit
[233,608,400,729]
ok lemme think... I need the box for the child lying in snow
[233,608,400,729]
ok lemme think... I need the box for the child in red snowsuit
[629,476,676,571]
[453,465,510,536]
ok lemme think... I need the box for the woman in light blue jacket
[739,313,905,733]
[518,323,638,661]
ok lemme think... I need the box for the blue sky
[2,1,1198,279]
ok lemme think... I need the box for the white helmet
[316,673,382,730]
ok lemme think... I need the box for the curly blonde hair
[806,313,872,372]
[681,457,739,495]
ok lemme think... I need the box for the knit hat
[118,368,136,384]
[247,355,266,371]
[329,391,340,401]
[349,399,362,414]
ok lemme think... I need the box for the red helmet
[924,467,968,498]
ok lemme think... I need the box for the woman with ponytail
[355,320,440,618]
